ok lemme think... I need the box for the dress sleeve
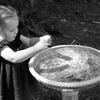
[8,32,22,50]
[0,41,8,49]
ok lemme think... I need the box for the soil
[27,1,100,100]
[28,1,100,100]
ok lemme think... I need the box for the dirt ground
[28,76,100,100]
[27,1,100,100]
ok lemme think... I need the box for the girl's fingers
[40,35,51,42]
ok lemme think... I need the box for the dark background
[1,0,100,100]
[1,0,100,48]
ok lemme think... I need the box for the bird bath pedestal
[61,89,79,100]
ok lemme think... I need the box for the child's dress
[0,33,39,100]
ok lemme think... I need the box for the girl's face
[4,16,19,42]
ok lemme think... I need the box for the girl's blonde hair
[0,5,18,31]
[0,5,18,42]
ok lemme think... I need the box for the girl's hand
[35,40,50,50]
[39,35,52,46]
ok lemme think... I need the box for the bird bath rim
[29,45,100,90]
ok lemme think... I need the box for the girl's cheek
[0,35,4,42]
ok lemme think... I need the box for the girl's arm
[0,40,49,63]
[20,34,30,47]
[20,34,52,47]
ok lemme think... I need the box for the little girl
[0,5,51,100]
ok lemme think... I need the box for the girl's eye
[10,30,14,32]
[10,27,18,32]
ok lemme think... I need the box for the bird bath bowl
[29,45,100,100]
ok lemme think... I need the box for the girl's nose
[14,28,18,36]
[15,28,18,33]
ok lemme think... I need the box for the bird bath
[29,45,100,100]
